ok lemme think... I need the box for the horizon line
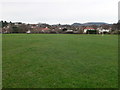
[0,20,117,25]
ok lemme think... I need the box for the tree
[62,28,67,31]
[12,26,19,33]
[0,21,8,28]
[101,24,110,29]
[91,25,98,30]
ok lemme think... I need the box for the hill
[72,22,108,26]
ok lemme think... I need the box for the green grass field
[2,34,118,88]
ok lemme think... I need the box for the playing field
[2,34,118,88]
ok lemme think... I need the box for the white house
[65,30,73,33]
[83,27,96,34]
[26,30,31,34]
[97,27,111,34]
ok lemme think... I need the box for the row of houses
[25,27,111,34]
[1,21,118,34]
[25,23,112,34]
[83,27,111,34]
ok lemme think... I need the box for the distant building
[31,27,50,33]
[83,27,97,34]
[26,30,31,34]
[97,27,111,34]
[14,22,22,26]
[65,30,73,34]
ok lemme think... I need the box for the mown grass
[2,34,118,88]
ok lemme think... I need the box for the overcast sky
[0,0,119,24]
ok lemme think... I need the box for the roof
[42,27,50,31]
[32,27,50,31]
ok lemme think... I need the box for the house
[41,27,50,33]
[83,27,97,34]
[97,27,111,34]
[26,30,31,34]
[65,30,73,34]
[31,27,50,33]
[98,29,110,34]
[30,24,38,28]
[14,22,22,26]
